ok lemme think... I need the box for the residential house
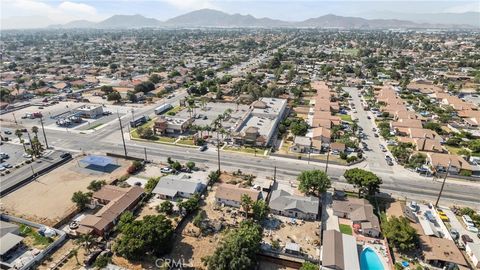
[152,174,204,200]
[215,184,261,208]
[466,243,480,269]
[420,235,469,269]
[290,136,311,153]
[0,221,24,261]
[332,198,381,238]
[311,127,331,149]
[269,189,319,220]
[322,229,360,270]
[77,185,144,237]
[426,153,472,175]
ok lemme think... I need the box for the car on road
[4,130,12,135]
[372,128,377,132]
[160,167,173,173]
[60,153,72,159]
[450,228,459,240]
[367,116,371,119]
[1,163,12,168]
[0,166,6,171]
[22,153,32,158]
[374,133,379,138]
[198,145,207,151]
[386,160,394,166]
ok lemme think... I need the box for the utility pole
[40,117,49,149]
[273,165,277,182]
[12,112,18,125]
[144,147,147,162]
[324,144,331,174]
[435,161,451,207]
[307,141,312,164]
[217,132,221,172]
[118,113,128,158]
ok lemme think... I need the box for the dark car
[462,234,473,244]
[60,152,72,159]
[4,130,12,135]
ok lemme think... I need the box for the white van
[462,215,475,228]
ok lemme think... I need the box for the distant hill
[164,9,288,27]
[298,14,424,29]
[96,15,160,28]
[40,9,478,30]
[363,11,480,28]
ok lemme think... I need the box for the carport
[79,155,118,172]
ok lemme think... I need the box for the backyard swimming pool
[360,247,384,270]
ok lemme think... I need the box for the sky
[1,0,479,28]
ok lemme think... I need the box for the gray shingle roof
[269,189,319,215]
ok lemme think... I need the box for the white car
[467,226,479,233]
[160,167,173,173]
[22,153,32,158]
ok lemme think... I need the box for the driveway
[440,206,479,244]
[344,87,393,173]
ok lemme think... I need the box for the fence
[1,214,67,270]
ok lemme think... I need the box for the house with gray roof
[322,229,360,270]
[152,174,204,200]
[0,221,23,261]
[332,197,381,238]
[269,189,319,220]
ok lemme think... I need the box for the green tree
[171,161,182,171]
[252,200,269,221]
[300,262,319,270]
[107,91,122,102]
[208,170,221,185]
[94,254,111,268]
[407,153,427,169]
[202,221,262,270]
[114,215,174,260]
[343,168,382,197]
[117,211,134,232]
[144,177,160,193]
[297,170,331,196]
[186,161,196,170]
[71,191,92,210]
[15,129,26,152]
[290,120,309,137]
[382,215,418,253]
[241,194,253,217]
[76,234,94,254]
[391,142,414,164]
[157,200,174,215]
[87,180,106,192]
[178,194,200,214]
[100,85,114,94]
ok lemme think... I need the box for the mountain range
[6,9,479,29]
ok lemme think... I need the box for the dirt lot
[169,186,247,268]
[37,240,86,270]
[1,156,129,226]
[263,215,321,259]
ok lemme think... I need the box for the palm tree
[241,194,253,218]
[76,234,94,254]
[15,129,26,151]
[31,126,39,138]
[69,248,80,265]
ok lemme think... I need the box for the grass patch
[19,224,54,248]
[339,224,353,235]
[338,114,353,123]
[224,146,262,155]
[445,145,462,155]
[165,106,185,116]
[87,123,103,130]
[177,138,195,145]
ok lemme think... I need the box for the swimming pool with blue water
[360,247,384,270]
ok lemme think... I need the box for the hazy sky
[1,0,479,24]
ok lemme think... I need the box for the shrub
[339,152,348,160]
[347,156,358,163]
[460,170,472,177]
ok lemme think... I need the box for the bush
[460,170,472,177]
[347,156,358,163]
[339,152,348,160]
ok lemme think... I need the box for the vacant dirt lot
[1,156,129,226]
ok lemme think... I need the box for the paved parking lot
[440,206,479,245]
[176,102,250,130]
[0,142,28,168]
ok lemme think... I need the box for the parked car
[198,145,207,151]
[450,228,459,240]
[60,153,72,159]
[367,116,371,119]
[161,167,173,173]
[22,153,32,158]
[1,163,12,168]
[462,234,473,244]
[467,226,479,233]
[409,201,419,212]
[424,210,436,222]
[386,159,394,166]
[4,130,12,135]
[462,215,475,228]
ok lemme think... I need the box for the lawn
[19,224,54,248]
[445,145,462,155]
[165,106,185,116]
[177,138,195,146]
[87,123,103,130]
[224,146,263,155]
[338,114,353,123]
[339,224,353,235]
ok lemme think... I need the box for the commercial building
[75,105,104,118]
[154,116,193,134]
[233,98,287,146]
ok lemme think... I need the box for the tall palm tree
[69,248,80,265]
[76,234,94,254]
[31,126,39,138]
[15,129,26,151]
[241,194,253,218]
